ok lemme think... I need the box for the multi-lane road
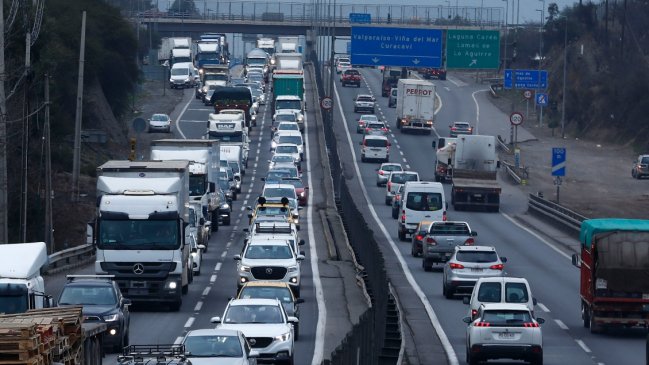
[330,67,645,365]
[43,64,645,365]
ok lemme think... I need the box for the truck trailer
[395,78,435,134]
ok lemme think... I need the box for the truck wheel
[182,283,189,295]
[385,197,392,206]
[444,284,454,299]
[398,229,406,241]
[422,259,432,272]
[581,303,590,328]
[396,119,401,129]
[589,309,603,334]
[170,299,182,312]
[392,207,398,219]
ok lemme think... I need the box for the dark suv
[341,69,361,87]
[58,275,131,352]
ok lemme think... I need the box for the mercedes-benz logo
[133,263,145,275]
[248,338,256,345]
[265,268,273,275]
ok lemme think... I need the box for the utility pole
[502,0,508,70]
[20,33,31,242]
[71,11,87,202]
[0,0,8,243]
[44,75,53,253]
[561,17,568,139]
[537,0,545,127]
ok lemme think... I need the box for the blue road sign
[504,69,548,89]
[350,27,443,68]
[536,92,548,107]
[346,41,351,55]
[349,13,371,24]
[552,147,566,176]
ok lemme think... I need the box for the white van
[397,181,446,241]
[388,87,398,108]
[360,135,390,163]
[464,277,537,320]
[169,62,196,89]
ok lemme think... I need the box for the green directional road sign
[446,30,500,69]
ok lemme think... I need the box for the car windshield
[454,123,470,128]
[266,171,293,182]
[391,173,418,183]
[240,287,294,304]
[151,114,168,121]
[276,100,301,110]
[228,162,240,174]
[505,283,529,303]
[276,145,298,154]
[278,136,302,145]
[367,123,384,129]
[205,74,228,81]
[98,220,179,250]
[405,192,442,211]
[357,96,373,102]
[245,245,293,260]
[184,335,242,357]
[224,305,283,324]
[58,286,116,306]
[381,164,402,172]
[273,155,295,163]
[360,115,378,122]
[264,188,295,199]
[642,157,649,164]
[339,62,350,67]
[189,175,207,196]
[278,122,298,130]
[456,251,498,263]
[481,310,533,325]
[430,223,470,235]
[344,70,359,75]
[276,114,297,122]
[171,68,189,76]
[477,282,502,303]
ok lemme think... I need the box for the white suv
[212,298,297,365]
[234,239,305,296]
[463,303,545,365]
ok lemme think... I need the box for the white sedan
[189,234,205,276]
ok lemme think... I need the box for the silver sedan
[376,162,403,186]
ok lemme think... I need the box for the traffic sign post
[320,96,333,111]
[350,27,443,67]
[523,90,532,119]
[536,92,548,127]
[446,30,500,69]
[510,112,523,147]
[504,69,548,89]
[552,147,566,203]
[349,13,371,24]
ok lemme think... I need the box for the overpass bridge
[125,1,504,37]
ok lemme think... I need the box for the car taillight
[379,171,384,175]
[449,263,464,269]
[451,127,457,131]
[401,211,406,223]
[387,181,392,191]
[471,309,478,318]
[489,264,504,270]
[415,234,424,241]
[523,322,540,328]
[443,211,447,221]
[426,237,437,245]
[464,238,475,245]
[381,128,388,132]
[475,321,490,327]
[395,195,400,201]
[365,128,371,133]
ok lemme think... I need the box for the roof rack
[255,221,293,234]
[118,345,188,365]
[66,275,115,282]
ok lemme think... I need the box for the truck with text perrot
[209,86,254,128]
[395,79,435,134]
[91,160,191,311]
[443,135,501,212]
[572,219,649,334]
[150,139,221,239]
[0,242,53,314]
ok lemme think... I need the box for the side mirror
[299,239,305,246]
[297,254,305,261]
[571,254,581,268]
[210,316,222,324]
[243,228,250,232]
[296,298,305,304]
[496,160,501,169]
[261,177,266,181]
[359,142,363,145]
[198,244,206,250]
[500,257,508,263]
[471,231,478,237]
[431,140,436,149]
[233,254,242,261]
[123,298,132,306]
[248,350,260,358]
[46,297,54,308]
[533,297,538,306]
[462,316,472,324]
[462,297,470,305]
[246,206,252,211]
[288,316,299,323]
[248,213,253,219]
[299,250,305,256]
[536,317,545,324]
[86,222,94,245]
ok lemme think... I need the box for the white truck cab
[0,242,53,313]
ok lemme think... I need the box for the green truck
[271,71,304,114]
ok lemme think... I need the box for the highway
[44,69,325,364]
[330,67,646,365]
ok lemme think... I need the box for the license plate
[498,332,516,339]
[371,148,381,151]
[473,194,483,198]
[129,289,148,296]
[470,268,483,272]
[131,281,147,288]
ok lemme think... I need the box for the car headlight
[299,192,305,197]
[169,78,173,83]
[275,332,291,342]
[103,313,119,322]
[297,115,304,121]
[239,265,251,273]
[166,281,178,289]
[185,77,191,82]
[199,69,204,75]
[202,86,208,92]
[221,203,229,209]
[288,266,299,273]
[271,141,277,148]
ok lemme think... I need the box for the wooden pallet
[0,348,38,361]
[0,337,38,352]
[0,354,43,365]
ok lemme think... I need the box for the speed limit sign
[523,90,532,100]
[510,112,524,126]
[320,96,333,110]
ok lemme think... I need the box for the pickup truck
[421,68,447,80]
[421,221,477,271]
[341,69,361,87]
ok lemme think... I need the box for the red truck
[340,69,361,87]
[381,67,403,97]
[420,68,447,80]
[572,218,649,333]
[210,86,254,127]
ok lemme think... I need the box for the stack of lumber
[0,307,84,365]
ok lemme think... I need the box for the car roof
[475,277,529,284]
[480,303,531,311]
[277,131,302,136]
[186,328,243,337]
[229,298,280,306]
[247,239,291,247]
[381,163,402,167]
[455,245,496,252]
[359,114,377,119]
[363,135,387,140]
[356,94,373,98]
[264,183,295,189]
[64,280,114,287]
[241,281,293,289]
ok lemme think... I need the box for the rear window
[344,70,359,76]
[278,135,302,145]
[382,165,402,172]
[391,173,419,184]
[455,250,498,263]
[505,283,529,303]
[430,223,469,235]
[477,282,502,303]
[367,123,384,129]
[405,192,442,211]
[481,310,532,325]
[641,157,649,164]
[365,139,387,148]
[357,96,373,102]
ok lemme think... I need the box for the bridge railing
[127,1,504,27]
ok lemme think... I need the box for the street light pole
[502,0,508,70]
[561,17,568,138]
[537,0,545,127]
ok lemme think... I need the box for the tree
[548,3,560,22]
[169,0,198,15]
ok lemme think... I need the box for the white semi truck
[0,242,53,314]
[395,79,436,134]
[158,37,192,65]
[91,161,191,311]
[150,139,221,240]
[207,114,250,169]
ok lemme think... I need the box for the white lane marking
[215,262,222,271]
[402,158,407,163]
[175,94,194,139]
[555,319,569,330]
[245,194,250,200]
[444,87,450,91]
[226,241,231,249]
[194,301,203,312]
[202,286,211,296]
[333,78,459,365]
[307,82,326,365]
[405,164,411,169]
[537,302,550,312]
[471,89,489,134]
[399,150,404,156]
[210,274,217,283]
[240,206,246,211]
[183,317,195,328]
[187,108,211,111]
[243,199,248,206]
[501,214,572,260]
[221,251,227,258]
[174,336,184,345]
[575,339,591,353]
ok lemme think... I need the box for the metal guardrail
[46,244,95,274]
[528,193,589,233]
[496,135,510,154]
[501,161,522,185]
